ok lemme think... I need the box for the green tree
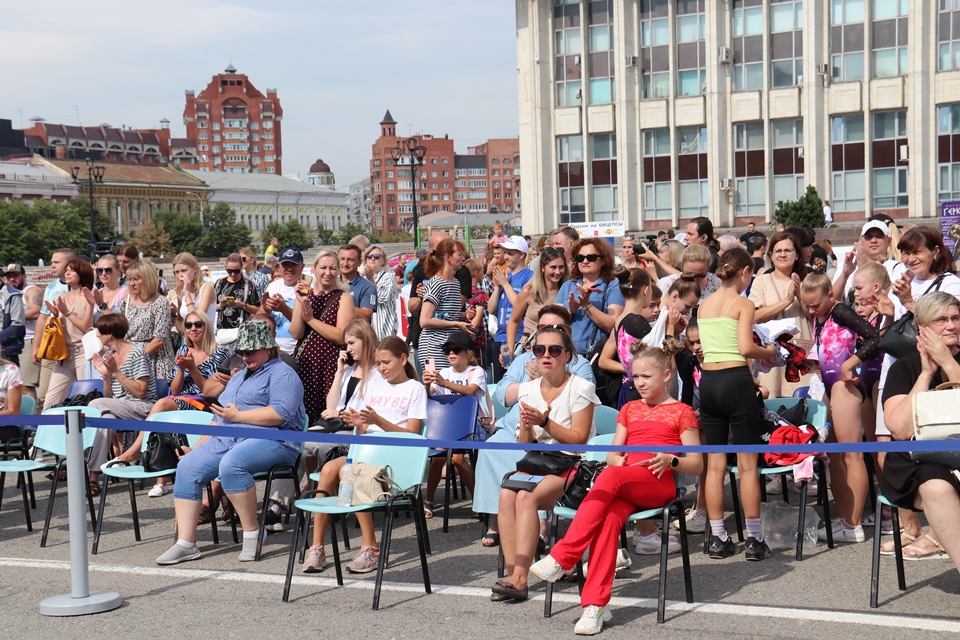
[190,202,252,259]
[154,210,203,254]
[774,185,825,229]
[133,219,174,258]
[333,222,367,246]
[260,219,313,251]
[314,226,335,246]
[0,200,89,265]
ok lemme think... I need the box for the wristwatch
[98,302,108,310]
[670,455,680,468]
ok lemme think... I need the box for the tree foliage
[774,185,825,229]
[189,202,252,259]
[133,219,174,258]
[333,222,368,247]
[260,219,313,251]
[0,199,90,265]
[153,210,203,254]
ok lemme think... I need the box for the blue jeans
[173,438,298,501]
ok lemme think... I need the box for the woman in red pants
[529,341,703,635]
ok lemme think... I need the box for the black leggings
[699,367,764,446]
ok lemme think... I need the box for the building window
[733,121,765,217]
[676,0,706,97]
[639,0,669,99]
[587,0,615,104]
[771,118,805,203]
[554,0,582,107]
[212,122,220,130]
[831,113,866,211]
[873,109,908,208]
[557,135,585,224]
[591,133,617,220]
[198,122,207,129]
[250,123,259,130]
[873,0,907,78]
[732,0,764,92]
[939,0,960,71]
[677,126,708,218]
[198,133,208,140]
[642,128,671,220]
[939,104,960,201]
[770,0,803,87]
[831,0,865,82]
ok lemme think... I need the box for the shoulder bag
[557,459,606,510]
[37,316,69,362]
[143,432,189,473]
[515,450,579,476]
[911,381,960,468]
[879,274,945,360]
[351,462,401,505]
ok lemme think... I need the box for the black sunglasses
[574,253,600,263]
[236,349,255,357]
[96,267,114,275]
[684,271,708,280]
[225,268,242,275]
[444,346,464,355]
[542,247,564,258]
[366,254,383,261]
[183,321,205,329]
[532,344,565,358]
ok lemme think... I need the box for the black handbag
[587,282,620,407]
[557,459,606,510]
[143,432,189,473]
[879,274,945,360]
[516,450,579,476]
[308,417,350,433]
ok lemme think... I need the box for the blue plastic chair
[0,406,101,544]
[544,433,693,623]
[92,410,213,554]
[68,379,104,398]
[283,432,431,610]
[870,493,908,608]
[0,395,37,458]
[723,397,831,560]
[792,386,811,399]
[594,404,619,435]
[424,394,479,533]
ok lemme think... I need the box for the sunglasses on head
[183,321,205,329]
[96,267,113,275]
[532,344,565,358]
[236,349,255,357]
[574,253,600,263]
[366,254,382,261]
[543,247,564,258]
[225,268,242,275]
[684,271,708,280]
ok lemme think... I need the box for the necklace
[642,398,674,420]
[540,372,571,411]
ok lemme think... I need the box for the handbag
[308,417,350,433]
[588,282,620,407]
[143,432,189,472]
[557,459,606,510]
[351,462,401,505]
[516,450,579,476]
[911,381,960,468]
[37,316,69,362]
[879,274,945,359]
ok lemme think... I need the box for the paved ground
[1,473,958,639]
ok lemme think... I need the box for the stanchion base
[39,591,122,616]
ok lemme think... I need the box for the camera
[633,238,658,257]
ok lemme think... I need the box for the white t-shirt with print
[361,376,428,433]
[265,279,298,355]
[515,374,598,450]
[0,363,24,411]
[431,365,491,419]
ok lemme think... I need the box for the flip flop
[491,580,528,601]
[902,534,946,561]
[880,531,918,555]
[423,501,434,519]
[481,532,500,548]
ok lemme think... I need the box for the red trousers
[549,464,675,606]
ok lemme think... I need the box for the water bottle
[337,458,355,506]
[500,344,512,368]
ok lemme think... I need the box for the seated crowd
[3,217,959,636]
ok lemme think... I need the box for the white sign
[567,220,625,238]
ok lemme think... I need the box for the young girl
[506,247,568,356]
[800,273,883,543]
[597,268,652,408]
[529,342,703,636]
[464,259,490,368]
[0,356,24,445]
[302,336,427,576]
[697,248,777,561]
[171,253,217,333]
[421,331,492,517]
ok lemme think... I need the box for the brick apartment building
[369,110,521,236]
[183,65,283,175]
[20,120,173,165]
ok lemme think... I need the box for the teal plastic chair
[92,410,212,554]
[594,404,619,435]
[0,395,37,458]
[0,406,101,544]
[723,398,831,560]
[870,493,908,608]
[491,392,509,420]
[283,432,431,610]
[543,433,693,623]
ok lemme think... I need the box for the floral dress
[121,295,175,381]
[295,289,343,424]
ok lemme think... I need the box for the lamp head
[414,145,427,161]
[390,147,402,162]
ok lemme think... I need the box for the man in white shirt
[823,199,833,225]
[259,247,303,355]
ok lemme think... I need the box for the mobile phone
[501,473,546,492]
[216,363,232,376]
[344,353,356,366]
[203,396,223,409]
[223,296,235,303]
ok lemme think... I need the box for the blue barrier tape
[2,413,959,455]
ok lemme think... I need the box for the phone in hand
[344,352,356,366]
[216,362,232,376]
[203,396,223,410]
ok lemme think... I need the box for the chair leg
[796,481,808,561]
[411,494,432,595]
[657,509,671,624]
[92,478,110,555]
[256,477,272,561]
[780,474,790,504]
[373,505,395,610]
[85,464,98,531]
[729,470,744,542]
[41,461,64,547]
[870,494,883,608]
[340,513,351,551]
[282,508,304,603]
[892,507,906,591]
[329,508,345,586]
[18,472,32,532]
[544,511,560,618]
[27,471,36,509]
[443,452,453,534]
[128,479,142,542]
[677,502,694,604]
[206,484,220,545]
[817,459,833,549]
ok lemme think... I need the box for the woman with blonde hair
[171,252,217,333]
[239,246,269,299]
[363,244,399,339]
[83,254,127,321]
[505,246,568,356]
[119,262,175,381]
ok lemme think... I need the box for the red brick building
[183,65,283,175]
[467,138,521,217]
[21,120,173,165]
[370,110,456,236]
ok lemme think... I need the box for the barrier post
[39,409,122,616]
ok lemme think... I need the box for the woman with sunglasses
[505,247,568,357]
[556,238,624,356]
[363,244,399,339]
[597,267,653,408]
[83,255,127,321]
[748,231,812,398]
[213,253,260,347]
[239,246,269,300]
[492,325,597,602]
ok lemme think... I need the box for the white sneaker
[818,521,865,543]
[671,507,706,534]
[575,605,612,635]
[529,554,565,583]
[582,548,632,579]
[633,531,681,555]
[147,483,166,498]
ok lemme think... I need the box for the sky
[1,0,519,188]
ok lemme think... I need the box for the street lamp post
[390,137,427,249]
[71,158,105,257]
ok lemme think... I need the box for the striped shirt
[370,268,399,339]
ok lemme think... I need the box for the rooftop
[184,170,343,195]
[44,158,204,186]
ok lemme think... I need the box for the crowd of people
[2,214,960,635]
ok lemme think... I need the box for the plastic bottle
[500,344,512,368]
[337,458,355,506]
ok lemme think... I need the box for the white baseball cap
[861,220,891,237]
[498,235,529,253]
[675,232,689,246]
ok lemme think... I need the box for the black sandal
[482,532,500,548]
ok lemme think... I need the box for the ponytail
[714,247,754,281]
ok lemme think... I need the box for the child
[799,273,883,544]
[488,220,509,250]
[464,259,490,368]
[529,341,702,636]
[421,331,492,518]
[0,356,24,445]
[639,284,662,323]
